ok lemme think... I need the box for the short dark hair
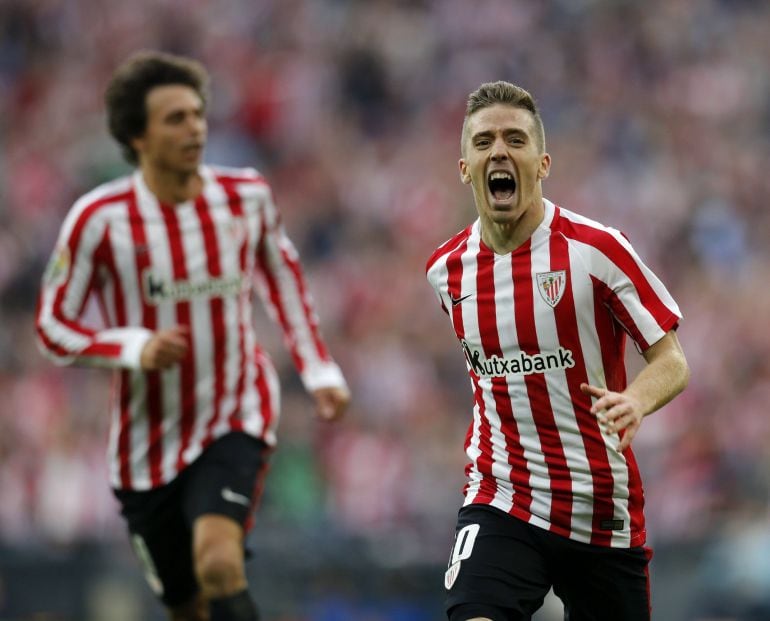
[105,50,209,165]
[461,81,545,154]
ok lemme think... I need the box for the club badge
[536,270,567,308]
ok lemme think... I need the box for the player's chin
[178,150,203,169]
[175,160,201,175]
[486,203,518,223]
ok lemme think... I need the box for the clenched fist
[140,326,190,370]
[312,386,351,421]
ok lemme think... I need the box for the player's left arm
[311,386,350,421]
[254,182,350,420]
[580,330,689,451]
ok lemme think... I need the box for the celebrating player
[426,81,689,621]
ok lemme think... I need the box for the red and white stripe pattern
[426,199,681,548]
[36,166,346,491]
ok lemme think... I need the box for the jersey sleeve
[425,257,450,315]
[35,202,152,369]
[425,227,472,317]
[253,186,347,392]
[591,228,682,351]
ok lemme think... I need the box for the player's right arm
[35,197,161,370]
[138,326,189,370]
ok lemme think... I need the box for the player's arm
[138,326,190,370]
[254,186,349,420]
[580,330,689,451]
[35,205,186,371]
[581,226,688,450]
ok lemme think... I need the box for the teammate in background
[36,51,350,621]
[426,81,689,621]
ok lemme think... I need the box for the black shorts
[445,504,652,621]
[114,432,270,607]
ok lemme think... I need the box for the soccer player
[35,51,350,621]
[426,81,690,621]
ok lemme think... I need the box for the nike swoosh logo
[450,293,472,306]
[221,487,251,507]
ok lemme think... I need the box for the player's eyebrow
[471,130,493,141]
[471,128,529,141]
[163,106,203,124]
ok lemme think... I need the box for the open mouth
[488,171,516,201]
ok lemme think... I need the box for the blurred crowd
[2,0,770,616]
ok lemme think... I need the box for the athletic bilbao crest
[536,270,567,308]
[444,561,461,589]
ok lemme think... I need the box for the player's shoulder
[425,224,474,276]
[208,164,269,188]
[550,202,631,251]
[69,175,135,222]
[206,164,273,208]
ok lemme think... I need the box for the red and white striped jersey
[426,199,681,548]
[36,165,346,491]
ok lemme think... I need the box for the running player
[426,81,689,621]
[36,51,350,621]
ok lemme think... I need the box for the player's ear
[537,153,551,180]
[459,159,471,185]
[130,135,146,159]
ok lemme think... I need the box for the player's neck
[480,197,545,255]
[140,164,203,206]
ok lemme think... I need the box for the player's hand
[140,326,190,370]
[580,383,644,452]
[312,386,350,421]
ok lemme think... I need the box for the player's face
[132,85,207,174]
[459,104,550,228]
